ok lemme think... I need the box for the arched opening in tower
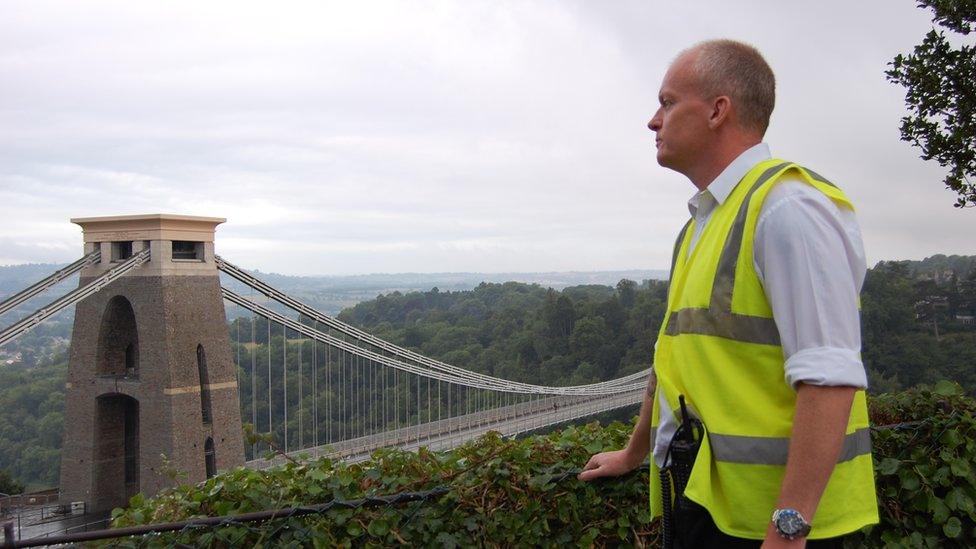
[96,296,139,378]
[93,393,139,512]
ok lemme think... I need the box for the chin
[656,150,672,168]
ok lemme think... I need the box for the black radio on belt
[660,394,705,549]
[667,394,704,494]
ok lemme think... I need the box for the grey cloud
[1,0,972,275]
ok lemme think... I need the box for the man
[578,40,878,548]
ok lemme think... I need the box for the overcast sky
[0,1,972,275]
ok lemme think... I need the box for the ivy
[109,421,657,547]
[108,383,975,547]
[850,381,976,547]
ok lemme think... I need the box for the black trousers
[672,496,844,549]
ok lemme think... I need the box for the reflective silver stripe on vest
[799,166,837,188]
[668,219,693,285]
[664,307,781,346]
[709,427,872,465]
[664,162,791,345]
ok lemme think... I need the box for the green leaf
[367,518,390,537]
[128,492,145,507]
[434,532,459,548]
[308,468,328,482]
[207,481,224,497]
[950,458,972,478]
[900,474,920,492]
[943,516,962,538]
[940,428,963,449]
[584,441,603,454]
[933,380,961,397]
[878,458,901,476]
[929,495,950,523]
[346,522,363,537]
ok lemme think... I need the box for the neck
[687,138,761,191]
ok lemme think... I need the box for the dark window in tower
[112,241,133,261]
[172,241,202,260]
[197,344,212,424]
[204,437,216,479]
[125,343,136,376]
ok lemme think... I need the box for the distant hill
[231,268,668,292]
[899,254,976,280]
[1,262,667,316]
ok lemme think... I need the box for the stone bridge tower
[60,214,244,512]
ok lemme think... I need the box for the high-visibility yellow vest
[649,158,879,539]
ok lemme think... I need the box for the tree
[616,279,638,308]
[886,0,976,207]
[0,468,24,495]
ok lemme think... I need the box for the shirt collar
[687,142,771,215]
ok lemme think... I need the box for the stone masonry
[59,215,245,512]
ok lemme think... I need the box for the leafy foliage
[886,0,976,208]
[861,259,976,391]
[110,420,657,547]
[108,385,976,547]
[0,358,66,490]
[852,381,976,547]
[333,279,668,386]
[0,468,24,495]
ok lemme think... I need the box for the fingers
[582,454,600,471]
[578,467,602,482]
[577,454,606,482]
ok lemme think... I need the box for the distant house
[957,314,976,326]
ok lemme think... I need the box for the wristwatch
[771,508,812,540]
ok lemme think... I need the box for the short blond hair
[684,39,776,136]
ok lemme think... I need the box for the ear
[708,95,732,130]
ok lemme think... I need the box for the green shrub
[851,381,976,548]
[110,421,656,547]
[109,383,975,547]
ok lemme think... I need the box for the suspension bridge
[0,214,648,517]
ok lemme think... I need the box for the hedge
[109,382,974,547]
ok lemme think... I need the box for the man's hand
[578,370,655,482]
[578,448,643,481]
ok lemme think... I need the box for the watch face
[774,509,811,539]
[780,513,804,535]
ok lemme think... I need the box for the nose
[648,108,662,132]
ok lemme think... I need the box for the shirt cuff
[783,346,867,390]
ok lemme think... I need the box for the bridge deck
[246,389,644,469]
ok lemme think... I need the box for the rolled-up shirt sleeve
[754,176,868,390]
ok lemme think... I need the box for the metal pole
[298,332,303,450]
[251,300,257,458]
[282,322,288,453]
[312,324,318,449]
[266,318,271,455]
